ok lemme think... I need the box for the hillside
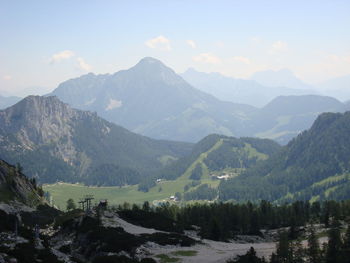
[0,96,193,185]
[159,134,281,180]
[181,68,315,107]
[219,111,350,202]
[50,57,255,142]
[0,159,43,206]
[132,134,281,198]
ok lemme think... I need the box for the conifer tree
[326,220,342,263]
[341,224,350,262]
[66,198,76,211]
[307,225,320,263]
[276,231,292,263]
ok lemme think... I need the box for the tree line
[117,199,350,241]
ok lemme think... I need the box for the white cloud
[145,35,171,51]
[186,40,196,49]
[193,53,221,64]
[3,75,12,80]
[232,56,251,64]
[270,41,288,53]
[50,50,75,63]
[77,57,92,71]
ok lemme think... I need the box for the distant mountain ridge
[317,74,350,102]
[181,68,316,107]
[0,95,21,109]
[0,96,193,185]
[250,68,315,91]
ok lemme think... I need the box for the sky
[0,0,350,97]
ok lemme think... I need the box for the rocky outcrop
[0,160,43,206]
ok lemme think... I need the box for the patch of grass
[171,250,197,257]
[179,139,224,181]
[44,177,220,209]
[325,185,339,198]
[312,173,350,187]
[155,254,180,263]
[243,143,268,160]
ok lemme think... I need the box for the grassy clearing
[155,254,180,263]
[171,250,197,257]
[44,176,221,209]
[312,173,349,187]
[180,139,224,180]
[243,143,268,160]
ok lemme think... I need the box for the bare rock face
[0,96,79,158]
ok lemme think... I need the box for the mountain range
[0,91,349,203]
[181,68,317,107]
[48,57,348,144]
[250,68,315,91]
[0,96,192,185]
[49,57,255,143]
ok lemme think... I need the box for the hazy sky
[1,0,349,96]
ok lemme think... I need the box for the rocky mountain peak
[129,57,183,85]
[0,95,80,149]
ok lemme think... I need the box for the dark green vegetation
[0,96,192,185]
[227,223,350,263]
[219,111,350,202]
[0,159,43,205]
[183,184,217,201]
[227,247,267,263]
[117,200,350,242]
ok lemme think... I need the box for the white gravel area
[149,239,276,263]
[102,211,162,235]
